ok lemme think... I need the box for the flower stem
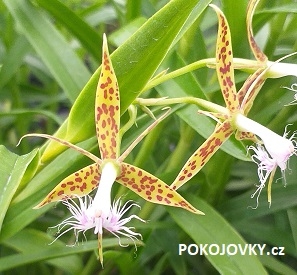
[141,58,261,93]
[165,123,196,173]
[133,120,165,168]
[135,97,228,115]
[120,105,137,139]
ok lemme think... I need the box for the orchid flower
[20,34,203,266]
[169,4,296,207]
[246,0,297,108]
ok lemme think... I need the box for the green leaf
[287,207,297,251]
[35,0,102,61]
[109,17,148,47]
[235,220,297,257]
[2,229,83,274]
[0,109,63,126]
[221,183,297,223]
[222,0,249,58]
[0,146,38,233]
[151,228,187,275]
[41,0,212,162]
[0,36,31,90]
[0,229,142,272]
[126,0,142,22]
[0,138,96,242]
[168,194,267,274]
[256,4,297,14]
[259,254,297,275]
[3,0,91,103]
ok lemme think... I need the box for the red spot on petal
[157,195,162,201]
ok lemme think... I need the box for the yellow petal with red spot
[235,130,258,142]
[170,120,233,190]
[96,34,120,160]
[117,163,204,215]
[237,68,266,114]
[247,0,267,62]
[210,4,239,113]
[34,163,100,208]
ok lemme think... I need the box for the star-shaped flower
[20,34,203,266]
[169,4,296,206]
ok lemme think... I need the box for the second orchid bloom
[169,4,296,206]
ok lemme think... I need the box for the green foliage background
[0,0,297,274]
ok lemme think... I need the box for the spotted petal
[210,4,239,113]
[237,68,266,114]
[96,34,120,160]
[247,0,267,62]
[34,163,101,208]
[235,130,258,142]
[117,163,204,215]
[170,120,233,190]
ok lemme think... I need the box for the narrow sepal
[237,68,266,114]
[210,4,239,113]
[247,0,267,62]
[117,163,204,215]
[18,133,101,163]
[96,34,120,159]
[34,163,101,208]
[170,120,233,190]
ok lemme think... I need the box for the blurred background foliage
[0,0,297,274]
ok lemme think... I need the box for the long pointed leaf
[0,36,31,90]
[41,0,211,162]
[3,0,91,103]
[168,195,267,274]
[0,146,38,232]
[0,235,140,272]
[35,0,101,60]
[3,229,83,274]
